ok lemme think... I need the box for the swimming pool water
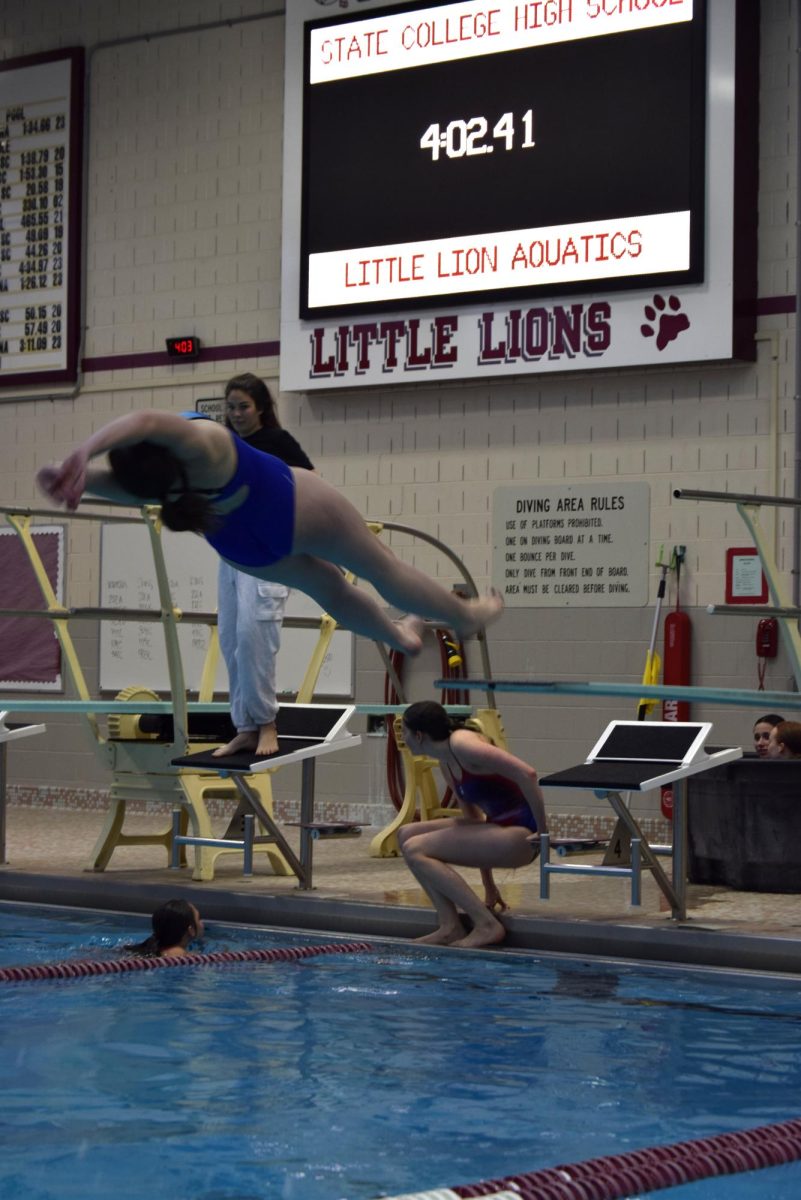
[1,902,801,1200]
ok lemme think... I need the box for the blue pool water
[1,902,801,1200]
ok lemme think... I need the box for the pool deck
[3,804,801,974]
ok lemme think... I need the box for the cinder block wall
[0,1,798,838]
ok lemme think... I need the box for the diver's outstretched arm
[35,410,231,510]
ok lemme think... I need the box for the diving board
[0,700,470,716]
[434,678,801,712]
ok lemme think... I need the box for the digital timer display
[165,336,200,359]
[300,0,706,318]
[420,109,535,161]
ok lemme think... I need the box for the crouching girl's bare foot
[394,614,426,656]
[453,589,504,638]
[414,920,467,945]
[212,731,258,758]
[451,913,507,949]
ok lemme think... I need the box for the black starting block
[539,721,741,919]
[170,704,361,889]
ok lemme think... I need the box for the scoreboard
[300,0,706,318]
[281,0,758,391]
[0,49,83,388]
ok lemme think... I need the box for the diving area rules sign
[492,482,650,608]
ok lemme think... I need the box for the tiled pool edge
[2,869,801,975]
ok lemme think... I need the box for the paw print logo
[641,294,690,351]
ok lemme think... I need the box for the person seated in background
[125,899,204,958]
[766,720,801,760]
[752,713,784,757]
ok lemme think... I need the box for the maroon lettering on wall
[309,315,460,378]
[478,301,612,365]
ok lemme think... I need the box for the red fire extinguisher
[661,547,691,819]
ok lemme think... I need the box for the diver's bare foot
[451,915,506,949]
[453,588,504,637]
[254,722,279,756]
[414,921,467,945]
[394,614,426,656]
[212,731,258,757]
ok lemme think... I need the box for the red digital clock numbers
[165,336,200,359]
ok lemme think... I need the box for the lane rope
[382,1115,801,1199]
[0,940,373,982]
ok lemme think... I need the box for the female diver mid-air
[37,409,503,654]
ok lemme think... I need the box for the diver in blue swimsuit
[36,409,504,656]
[398,700,548,949]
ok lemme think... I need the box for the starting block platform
[170,704,361,889]
[538,720,742,918]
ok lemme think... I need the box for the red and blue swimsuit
[447,748,539,834]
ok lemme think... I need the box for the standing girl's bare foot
[254,721,279,756]
[212,731,258,757]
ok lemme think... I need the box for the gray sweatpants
[217,561,289,732]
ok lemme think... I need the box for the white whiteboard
[99,524,353,697]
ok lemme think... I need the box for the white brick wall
[1,0,799,826]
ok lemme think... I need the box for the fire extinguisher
[756,617,779,689]
[661,546,691,819]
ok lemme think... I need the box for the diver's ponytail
[160,491,218,534]
[108,441,218,534]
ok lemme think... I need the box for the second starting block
[538,720,742,919]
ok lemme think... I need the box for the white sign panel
[307,212,691,311]
[492,482,650,607]
[309,1,693,83]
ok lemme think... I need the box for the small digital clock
[165,336,200,360]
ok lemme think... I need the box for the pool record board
[0,49,84,389]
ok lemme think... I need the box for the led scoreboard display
[300,0,706,318]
